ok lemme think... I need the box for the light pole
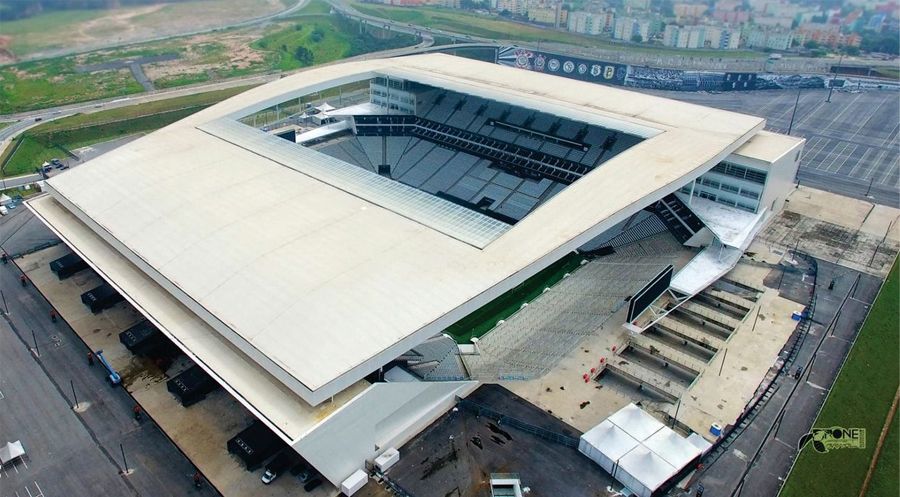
[787,84,803,135]
[826,49,845,103]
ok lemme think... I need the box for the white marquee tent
[579,404,705,497]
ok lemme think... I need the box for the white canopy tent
[0,441,25,465]
[578,419,640,474]
[580,404,707,497]
[615,446,679,497]
[643,428,703,469]
[607,402,666,441]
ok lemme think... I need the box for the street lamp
[826,48,845,103]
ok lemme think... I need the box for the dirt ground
[142,31,268,80]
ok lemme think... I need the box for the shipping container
[227,420,285,471]
[49,253,89,280]
[166,365,220,407]
[80,283,124,313]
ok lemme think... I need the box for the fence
[457,398,580,448]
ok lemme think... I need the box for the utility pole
[787,84,802,135]
[119,443,129,474]
[826,49,845,103]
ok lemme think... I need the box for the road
[0,207,221,497]
[326,0,897,75]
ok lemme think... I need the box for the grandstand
[27,54,805,491]
[305,84,642,225]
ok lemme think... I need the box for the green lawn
[350,2,761,59]
[868,409,899,497]
[0,136,69,177]
[294,0,333,15]
[781,258,900,497]
[250,15,416,72]
[0,9,102,56]
[445,252,585,343]
[0,57,144,114]
[154,72,212,89]
[1,85,256,178]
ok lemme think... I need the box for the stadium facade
[27,54,803,488]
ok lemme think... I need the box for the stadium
[27,53,803,492]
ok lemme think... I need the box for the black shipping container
[227,420,285,471]
[80,283,125,313]
[119,320,164,355]
[49,253,89,280]
[167,365,220,407]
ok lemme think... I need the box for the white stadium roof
[31,54,768,411]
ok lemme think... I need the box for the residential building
[674,2,708,20]
[614,17,651,41]
[528,4,566,27]
[567,10,612,35]
[663,24,707,48]
[746,27,795,50]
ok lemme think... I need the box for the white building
[614,16,651,41]
[567,10,612,35]
[27,54,802,490]
[663,24,707,48]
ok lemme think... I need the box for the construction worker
[19,274,26,287]
[87,351,95,366]
[193,471,203,489]
[50,309,57,323]
[132,404,142,421]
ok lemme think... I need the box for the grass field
[350,2,761,59]
[445,252,585,343]
[780,258,899,497]
[0,0,290,59]
[868,409,899,497]
[1,2,413,114]
[0,57,144,114]
[1,85,255,178]
[251,15,416,72]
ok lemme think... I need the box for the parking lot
[644,88,900,207]
[0,208,219,497]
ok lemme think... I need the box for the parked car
[260,450,300,485]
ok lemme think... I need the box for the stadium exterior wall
[293,380,477,487]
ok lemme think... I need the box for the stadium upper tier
[30,54,766,408]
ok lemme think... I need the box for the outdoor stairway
[680,301,742,331]
[703,288,756,311]
[655,316,726,352]
[719,277,765,294]
[598,214,669,251]
[605,358,685,401]
[629,333,708,374]
[650,194,707,244]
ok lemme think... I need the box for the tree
[631,33,643,43]
[294,46,313,66]
[804,39,820,49]
[844,46,860,56]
